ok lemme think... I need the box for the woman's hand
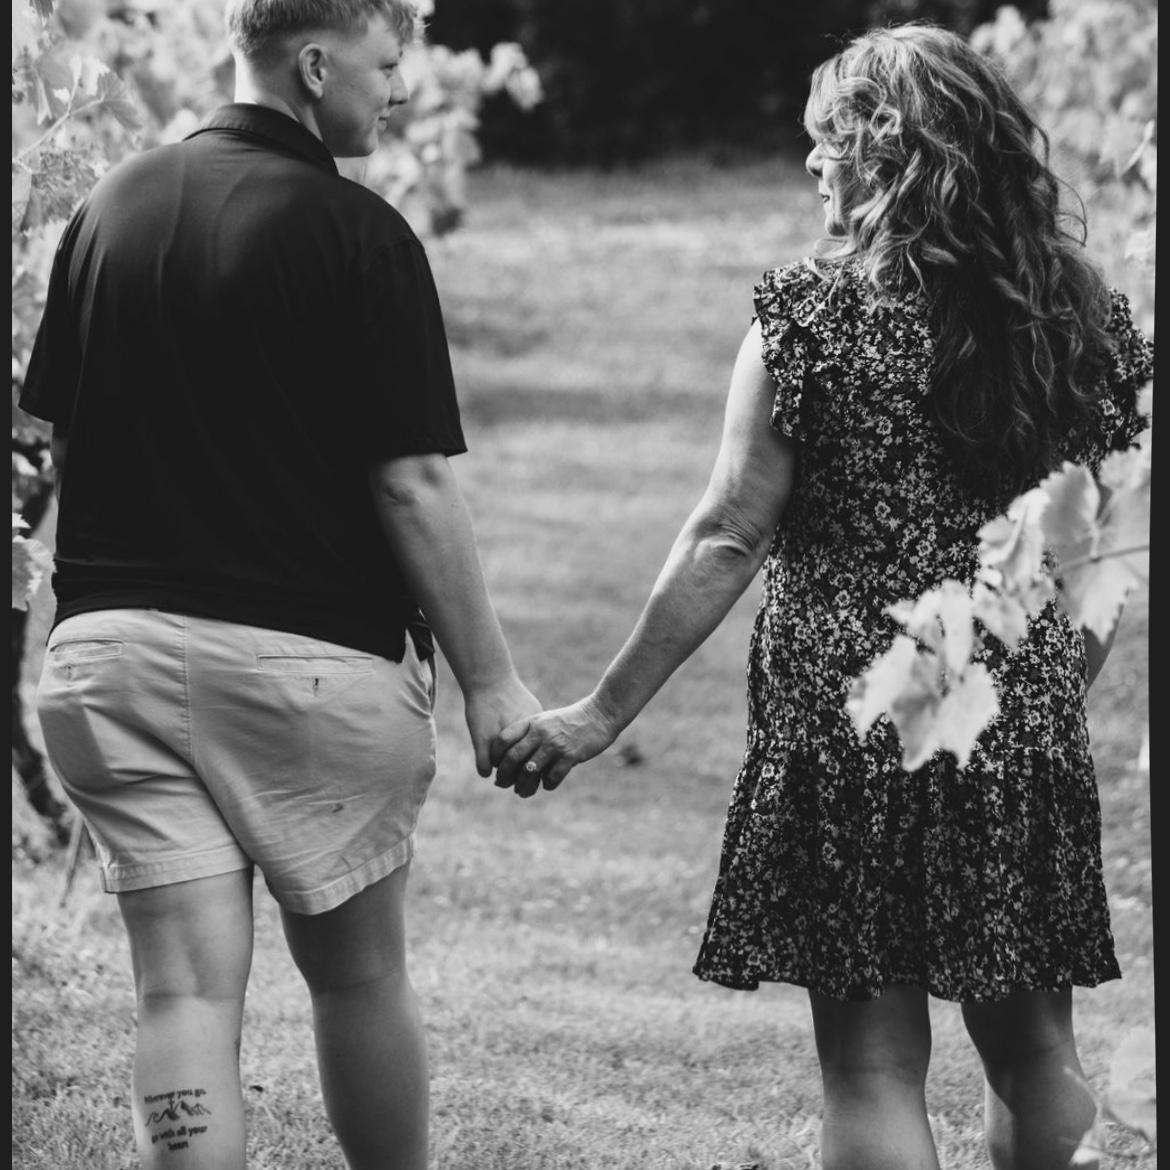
[489,695,620,798]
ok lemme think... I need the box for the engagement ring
[524,761,539,774]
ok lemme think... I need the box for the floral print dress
[692,259,1153,1002]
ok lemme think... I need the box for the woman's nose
[805,145,822,178]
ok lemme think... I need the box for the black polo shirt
[20,103,467,661]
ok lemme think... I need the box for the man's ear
[297,42,328,99]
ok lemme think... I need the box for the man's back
[23,103,465,659]
[20,10,541,1166]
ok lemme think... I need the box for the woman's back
[756,257,1150,615]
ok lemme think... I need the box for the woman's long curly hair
[804,22,1113,497]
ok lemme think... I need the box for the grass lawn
[12,154,1155,1169]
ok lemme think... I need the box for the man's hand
[490,694,620,797]
[464,675,542,779]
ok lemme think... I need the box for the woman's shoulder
[756,257,840,307]
[754,258,858,332]
[755,257,920,340]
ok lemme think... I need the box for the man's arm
[368,452,540,775]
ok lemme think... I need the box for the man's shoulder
[329,176,421,250]
[90,139,185,188]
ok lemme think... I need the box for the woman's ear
[297,42,328,99]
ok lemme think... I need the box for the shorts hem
[269,835,415,915]
[100,845,252,894]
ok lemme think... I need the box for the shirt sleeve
[354,237,467,460]
[18,215,84,429]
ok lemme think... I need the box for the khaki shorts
[36,609,437,914]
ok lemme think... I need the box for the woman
[490,23,1153,1170]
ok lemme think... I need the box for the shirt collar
[186,103,338,174]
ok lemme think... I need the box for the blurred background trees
[430,0,1050,164]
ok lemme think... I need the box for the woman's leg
[280,864,428,1170]
[117,868,255,1170]
[809,982,939,1170]
[962,988,1097,1170]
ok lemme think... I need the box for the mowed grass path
[13,157,1154,1169]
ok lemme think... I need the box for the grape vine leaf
[978,488,1049,603]
[1037,462,1098,555]
[931,664,998,769]
[94,69,143,132]
[11,529,53,611]
[1059,552,1140,641]
[1045,452,1150,639]
[12,169,33,233]
[887,581,976,677]
[936,581,975,678]
[12,4,40,63]
[971,579,1033,648]
[847,635,926,738]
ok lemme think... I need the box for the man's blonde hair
[225,0,424,62]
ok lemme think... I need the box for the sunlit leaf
[886,581,974,674]
[848,637,946,770]
[971,580,1031,648]
[12,2,41,65]
[887,652,944,771]
[32,54,75,122]
[886,593,942,652]
[1099,443,1152,500]
[932,665,998,769]
[68,53,108,94]
[1037,462,1098,556]
[978,488,1048,592]
[846,635,926,737]
[935,580,976,679]
[1099,482,1151,574]
[11,533,53,611]
[1058,555,1137,641]
[12,169,33,233]
[94,69,144,132]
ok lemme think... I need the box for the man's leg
[280,865,428,1170]
[117,868,255,1170]
[962,988,1097,1170]
[809,983,940,1170]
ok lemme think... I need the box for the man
[19,2,539,1167]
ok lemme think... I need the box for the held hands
[489,694,620,798]
[464,674,542,779]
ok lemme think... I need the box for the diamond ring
[524,761,539,774]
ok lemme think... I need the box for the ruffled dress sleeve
[753,262,832,443]
[1072,288,1154,472]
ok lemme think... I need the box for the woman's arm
[492,320,798,795]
